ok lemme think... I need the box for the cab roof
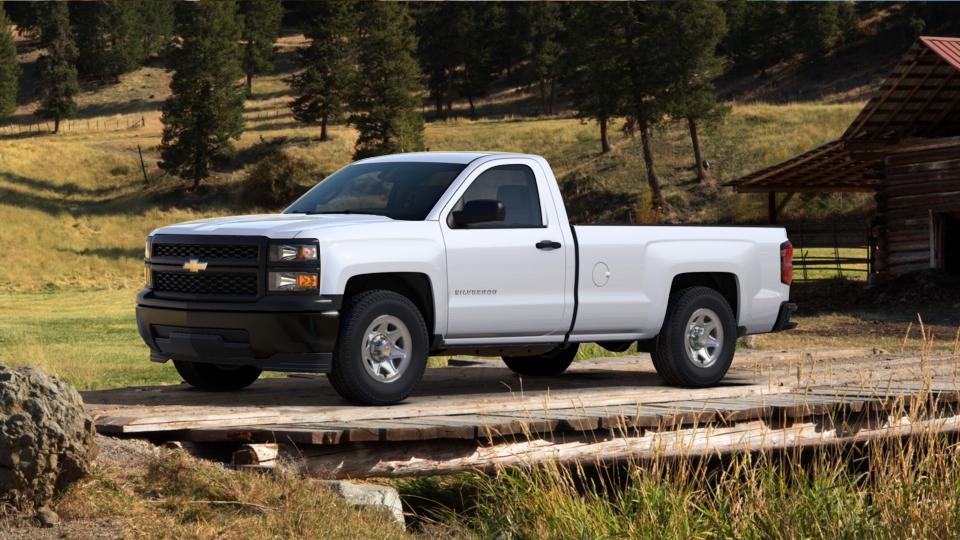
[356,151,537,165]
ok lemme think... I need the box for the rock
[323,480,405,529]
[738,335,759,348]
[0,365,96,511]
[35,506,59,528]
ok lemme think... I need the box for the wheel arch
[343,272,436,335]
[668,272,740,321]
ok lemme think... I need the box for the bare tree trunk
[320,114,329,142]
[688,117,707,183]
[549,79,556,115]
[639,120,664,211]
[467,94,476,118]
[599,116,610,154]
[245,73,253,96]
[53,116,60,134]
[539,80,548,115]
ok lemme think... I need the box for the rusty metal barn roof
[729,36,960,193]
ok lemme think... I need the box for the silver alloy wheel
[684,307,723,369]
[361,314,412,383]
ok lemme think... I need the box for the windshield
[285,161,467,220]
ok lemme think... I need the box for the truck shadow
[81,362,753,409]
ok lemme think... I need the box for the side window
[448,164,543,228]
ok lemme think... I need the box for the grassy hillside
[0,32,864,292]
[0,31,875,388]
[0,100,862,291]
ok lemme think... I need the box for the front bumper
[136,290,339,373]
[771,301,798,332]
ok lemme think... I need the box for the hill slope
[0,33,868,292]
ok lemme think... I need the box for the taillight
[780,240,793,285]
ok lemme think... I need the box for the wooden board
[84,349,960,478]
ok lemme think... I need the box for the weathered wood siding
[877,138,960,275]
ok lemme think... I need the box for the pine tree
[788,3,843,64]
[35,2,78,133]
[240,0,281,96]
[620,2,673,211]
[0,1,19,119]
[660,0,727,184]
[523,2,565,115]
[455,4,498,118]
[562,3,624,153]
[290,0,356,141]
[722,1,788,66]
[492,2,534,84]
[139,0,174,60]
[349,2,424,159]
[414,3,460,116]
[72,0,145,82]
[414,3,499,118]
[159,0,244,189]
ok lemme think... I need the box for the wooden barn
[728,36,960,278]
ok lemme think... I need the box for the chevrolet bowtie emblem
[183,259,208,273]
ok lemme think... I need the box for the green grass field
[0,289,178,389]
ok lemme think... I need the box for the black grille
[152,243,259,261]
[153,271,258,296]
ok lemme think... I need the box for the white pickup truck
[137,152,796,404]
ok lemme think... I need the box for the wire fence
[0,107,292,137]
[0,114,148,136]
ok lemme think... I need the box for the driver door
[440,160,569,340]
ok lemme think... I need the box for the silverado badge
[183,259,208,273]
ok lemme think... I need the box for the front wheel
[327,290,429,405]
[651,286,736,387]
[502,343,579,376]
[173,360,261,391]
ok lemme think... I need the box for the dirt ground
[757,273,960,353]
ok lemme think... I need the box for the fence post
[137,144,149,186]
[832,223,842,279]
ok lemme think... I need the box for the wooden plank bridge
[83,348,960,478]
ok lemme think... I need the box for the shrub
[240,150,315,209]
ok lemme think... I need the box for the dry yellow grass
[51,449,409,540]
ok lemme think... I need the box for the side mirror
[451,199,505,228]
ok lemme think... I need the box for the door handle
[536,240,562,250]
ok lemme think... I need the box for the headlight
[269,242,318,262]
[144,238,151,259]
[268,271,318,292]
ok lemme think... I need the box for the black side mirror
[451,199,505,228]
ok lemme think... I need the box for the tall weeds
[410,433,960,539]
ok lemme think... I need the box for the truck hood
[150,213,395,238]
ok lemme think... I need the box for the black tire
[651,286,736,387]
[173,360,261,391]
[327,290,429,405]
[502,343,579,376]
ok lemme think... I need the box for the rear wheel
[327,290,429,405]
[502,343,579,376]
[651,286,736,387]
[173,360,261,391]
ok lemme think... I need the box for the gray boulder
[0,365,96,510]
[323,480,405,529]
